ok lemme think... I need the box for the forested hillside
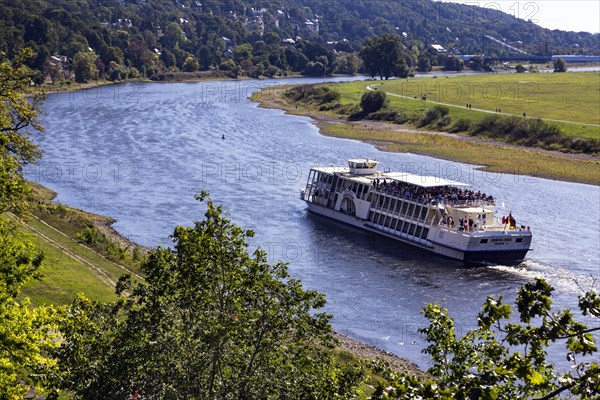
[1,0,597,81]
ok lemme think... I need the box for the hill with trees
[1,0,598,82]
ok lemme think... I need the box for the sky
[436,0,600,33]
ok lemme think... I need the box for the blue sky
[436,0,600,33]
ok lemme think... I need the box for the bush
[437,115,452,129]
[368,110,397,121]
[470,115,599,154]
[284,84,340,105]
[450,118,471,133]
[393,112,408,124]
[360,90,387,113]
[419,105,449,127]
[128,67,140,79]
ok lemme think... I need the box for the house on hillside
[46,55,72,81]
[305,19,319,34]
[430,44,447,53]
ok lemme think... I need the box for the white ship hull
[301,159,532,266]
[306,202,530,265]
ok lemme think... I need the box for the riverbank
[252,85,600,186]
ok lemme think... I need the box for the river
[26,77,599,369]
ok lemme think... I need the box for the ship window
[414,206,421,219]
[391,217,400,230]
[420,207,428,220]
[516,238,523,243]
[395,200,402,213]
[480,239,488,244]
[422,228,429,238]
[401,221,409,233]
[408,223,416,236]
[384,216,392,228]
[377,213,385,225]
[389,199,396,212]
[368,211,374,221]
[407,204,415,217]
[401,202,409,215]
[415,226,423,237]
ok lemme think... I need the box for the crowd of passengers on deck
[371,178,494,205]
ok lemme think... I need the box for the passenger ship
[300,159,532,265]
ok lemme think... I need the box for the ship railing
[370,187,495,209]
[443,199,495,208]
[371,186,429,205]
[437,220,531,233]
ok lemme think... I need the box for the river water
[27,77,599,368]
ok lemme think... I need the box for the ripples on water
[27,78,599,369]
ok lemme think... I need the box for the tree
[182,55,200,72]
[72,51,98,83]
[360,90,388,113]
[371,278,600,399]
[0,48,59,399]
[553,57,568,72]
[54,193,363,399]
[444,56,464,71]
[0,48,44,214]
[335,53,361,75]
[417,56,432,72]
[233,43,253,63]
[359,34,413,80]
[515,64,527,73]
[219,59,242,78]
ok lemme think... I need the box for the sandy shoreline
[333,332,426,377]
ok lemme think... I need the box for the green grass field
[18,184,144,306]
[327,72,600,139]
[19,219,118,305]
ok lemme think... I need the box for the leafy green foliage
[54,192,364,399]
[371,278,600,399]
[0,48,59,399]
[0,49,44,215]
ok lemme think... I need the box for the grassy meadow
[18,184,144,306]
[325,71,600,139]
[19,218,119,305]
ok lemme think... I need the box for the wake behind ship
[300,159,532,266]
